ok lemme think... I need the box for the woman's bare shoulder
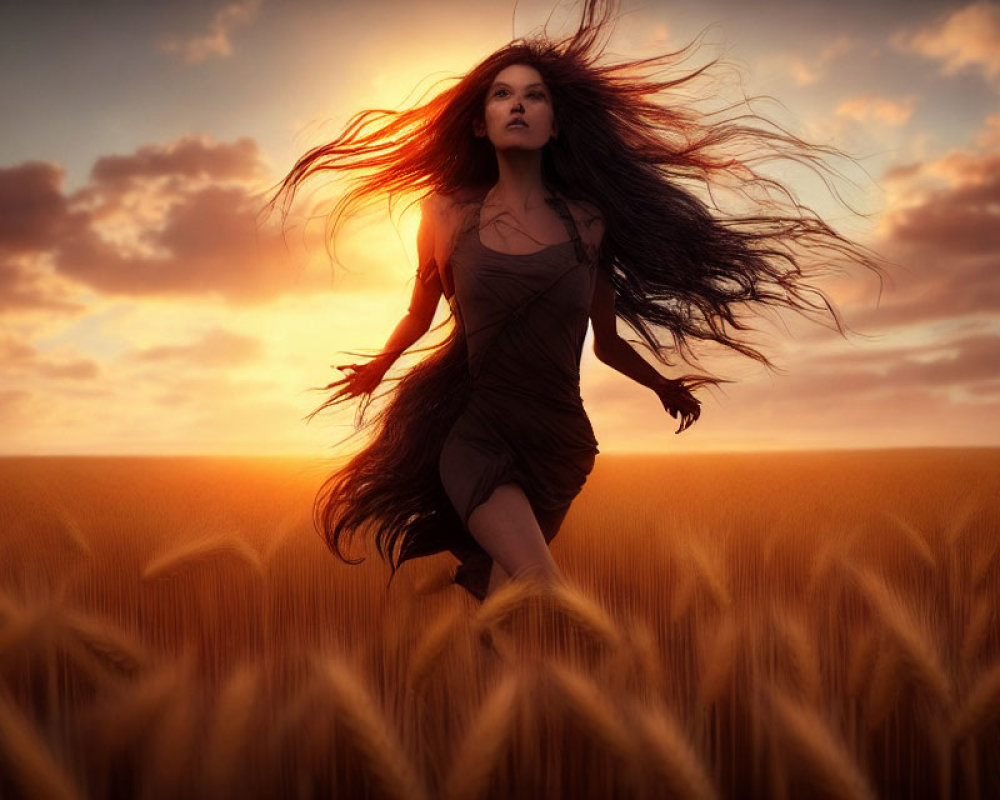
[423,188,481,225]
[565,197,605,251]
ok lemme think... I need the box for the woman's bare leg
[484,503,570,593]
[486,560,510,595]
[467,483,562,592]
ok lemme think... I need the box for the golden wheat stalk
[0,690,82,800]
[548,661,636,764]
[698,613,739,707]
[884,512,937,570]
[624,620,668,699]
[865,637,902,731]
[204,662,261,795]
[773,609,822,706]
[634,699,718,800]
[769,686,877,800]
[852,566,952,710]
[961,595,994,667]
[0,588,17,623]
[406,605,463,691]
[51,507,92,559]
[680,539,731,611]
[261,511,307,563]
[971,536,999,589]
[144,666,200,798]
[94,653,194,756]
[61,607,147,678]
[316,655,428,800]
[0,599,137,711]
[805,539,839,598]
[845,625,878,701]
[0,601,50,658]
[470,577,540,635]
[442,672,521,800]
[943,501,981,548]
[952,662,1000,744]
[548,580,623,649]
[669,567,699,623]
[142,533,263,580]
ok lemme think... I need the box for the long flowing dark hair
[263,0,887,588]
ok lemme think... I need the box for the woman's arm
[590,268,666,390]
[589,267,701,432]
[329,197,443,398]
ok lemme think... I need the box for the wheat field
[0,449,997,800]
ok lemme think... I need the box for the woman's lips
[507,119,528,128]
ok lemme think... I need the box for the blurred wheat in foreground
[0,450,997,800]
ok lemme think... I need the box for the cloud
[835,95,916,126]
[884,151,1000,254]
[0,334,101,380]
[0,161,71,252]
[55,182,296,301]
[894,1,1000,83]
[978,113,1000,147]
[0,256,84,313]
[847,125,1000,329]
[159,0,262,65]
[88,136,264,190]
[782,35,856,87]
[132,327,263,367]
[35,360,101,380]
[0,135,317,306]
[0,162,87,312]
[801,331,1000,391]
[0,389,33,426]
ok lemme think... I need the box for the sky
[1,0,998,456]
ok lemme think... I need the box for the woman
[265,0,884,602]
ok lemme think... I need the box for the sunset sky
[2,0,998,456]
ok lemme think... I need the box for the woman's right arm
[328,196,444,398]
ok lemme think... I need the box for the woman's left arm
[589,267,702,433]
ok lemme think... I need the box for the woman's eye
[492,89,546,99]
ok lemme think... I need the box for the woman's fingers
[659,382,703,433]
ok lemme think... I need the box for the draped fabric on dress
[393,193,599,601]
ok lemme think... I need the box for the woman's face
[476,63,558,150]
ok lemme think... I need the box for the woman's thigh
[467,483,558,579]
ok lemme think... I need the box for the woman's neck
[490,149,552,210]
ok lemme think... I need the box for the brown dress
[435,196,600,598]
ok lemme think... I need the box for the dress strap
[545,196,589,265]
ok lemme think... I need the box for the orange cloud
[0,162,86,312]
[978,113,1000,147]
[0,136,313,306]
[159,0,262,65]
[800,332,1000,391]
[131,328,263,367]
[89,136,264,189]
[0,389,33,426]
[783,35,856,87]
[0,334,100,381]
[849,127,1000,329]
[894,1,1000,81]
[835,95,916,126]
[884,152,1000,254]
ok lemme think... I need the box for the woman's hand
[323,355,391,402]
[653,377,702,434]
